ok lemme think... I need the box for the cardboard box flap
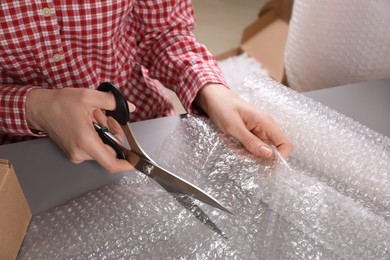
[240,10,289,82]
[259,0,293,22]
[216,0,292,83]
[0,159,32,260]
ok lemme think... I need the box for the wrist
[26,88,51,131]
[194,83,227,114]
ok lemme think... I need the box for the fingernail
[259,145,273,158]
[128,102,136,113]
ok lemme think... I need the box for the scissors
[93,82,232,215]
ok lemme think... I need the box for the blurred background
[193,0,267,55]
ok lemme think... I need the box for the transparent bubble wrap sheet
[284,0,390,91]
[19,75,390,259]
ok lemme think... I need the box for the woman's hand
[194,84,293,158]
[26,87,135,173]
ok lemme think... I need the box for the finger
[90,136,134,173]
[89,90,136,114]
[61,128,123,168]
[87,90,118,111]
[93,110,128,150]
[273,135,293,158]
[253,122,293,158]
[276,142,293,158]
[128,102,136,113]
[92,110,123,155]
[87,123,134,173]
[107,116,127,144]
[93,109,108,126]
[230,121,274,159]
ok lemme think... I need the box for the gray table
[304,78,390,138]
[0,115,182,216]
[0,78,388,216]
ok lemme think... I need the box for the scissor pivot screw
[143,163,154,175]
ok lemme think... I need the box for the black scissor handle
[94,82,130,159]
[97,82,129,125]
[94,123,126,159]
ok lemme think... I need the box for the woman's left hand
[194,83,293,158]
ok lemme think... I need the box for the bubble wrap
[285,0,390,91]
[18,75,390,259]
[217,53,269,91]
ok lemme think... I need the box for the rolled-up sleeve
[132,0,227,112]
[0,84,45,137]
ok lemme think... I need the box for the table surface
[304,78,390,138]
[0,78,388,215]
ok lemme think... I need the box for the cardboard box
[216,0,293,84]
[0,160,31,260]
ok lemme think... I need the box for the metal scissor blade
[121,123,232,214]
[127,150,232,214]
[96,123,229,237]
[134,158,228,239]
[170,193,227,239]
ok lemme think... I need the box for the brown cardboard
[216,0,293,84]
[0,160,31,260]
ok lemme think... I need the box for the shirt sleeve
[132,0,228,112]
[0,84,46,137]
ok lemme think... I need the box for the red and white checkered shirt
[0,0,226,144]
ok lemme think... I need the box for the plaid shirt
[0,0,226,144]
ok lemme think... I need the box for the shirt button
[52,53,63,62]
[42,8,52,17]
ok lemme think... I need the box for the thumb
[90,90,136,113]
[89,90,118,111]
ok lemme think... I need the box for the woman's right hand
[26,87,135,173]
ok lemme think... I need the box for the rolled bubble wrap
[285,0,390,91]
[18,75,390,259]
